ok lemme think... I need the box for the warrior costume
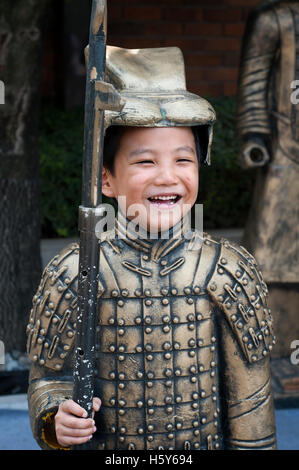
[27,46,277,450]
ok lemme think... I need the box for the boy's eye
[177,157,193,162]
[134,159,154,165]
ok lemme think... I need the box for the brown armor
[27,217,277,450]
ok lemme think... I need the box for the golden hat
[104,46,216,164]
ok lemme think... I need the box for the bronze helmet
[102,45,216,165]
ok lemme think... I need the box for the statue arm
[217,314,277,449]
[207,240,277,449]
[237,7,279,168]
[26,243,80,450]
[27,369,74,450]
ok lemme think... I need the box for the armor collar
[114,210,189,261]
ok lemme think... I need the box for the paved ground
[0,394,298,450]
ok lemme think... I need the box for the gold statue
[237,0,299,358]
[27,45,277,450]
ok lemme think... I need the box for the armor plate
[27,243,80,371]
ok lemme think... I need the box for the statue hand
[237,136,271,169]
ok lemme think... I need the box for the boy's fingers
[61,399,88,418]
[55,399,98,448]
[60,415,95,430]
[92,397,101,412]
[58,423,96,438]
[91,397,101,419]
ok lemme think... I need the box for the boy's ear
[102,167,116,198]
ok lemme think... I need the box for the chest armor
[95,233,220,450]
[27,225,275,450]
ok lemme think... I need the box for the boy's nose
[154,165,179,185]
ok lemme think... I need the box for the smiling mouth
[147,194,182,205]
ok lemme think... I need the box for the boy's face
[102,126,199,233]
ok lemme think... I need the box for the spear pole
[72,0,123,449]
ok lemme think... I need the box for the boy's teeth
[151,195,177,200]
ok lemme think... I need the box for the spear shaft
[71,0,123,450]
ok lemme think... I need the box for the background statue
[237,0,299,358]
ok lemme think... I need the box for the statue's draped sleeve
[207,241,277,449]
[237,7,279,138]
[27,243,80,450]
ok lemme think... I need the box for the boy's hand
[55,397,101,447]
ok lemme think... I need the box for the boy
[27,46,277,450]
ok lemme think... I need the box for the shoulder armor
[207,238,275,363]
[26,243,80,371]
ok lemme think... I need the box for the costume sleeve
[26,243,80,450]
[237,6,279,138]
[207,240,277,449]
